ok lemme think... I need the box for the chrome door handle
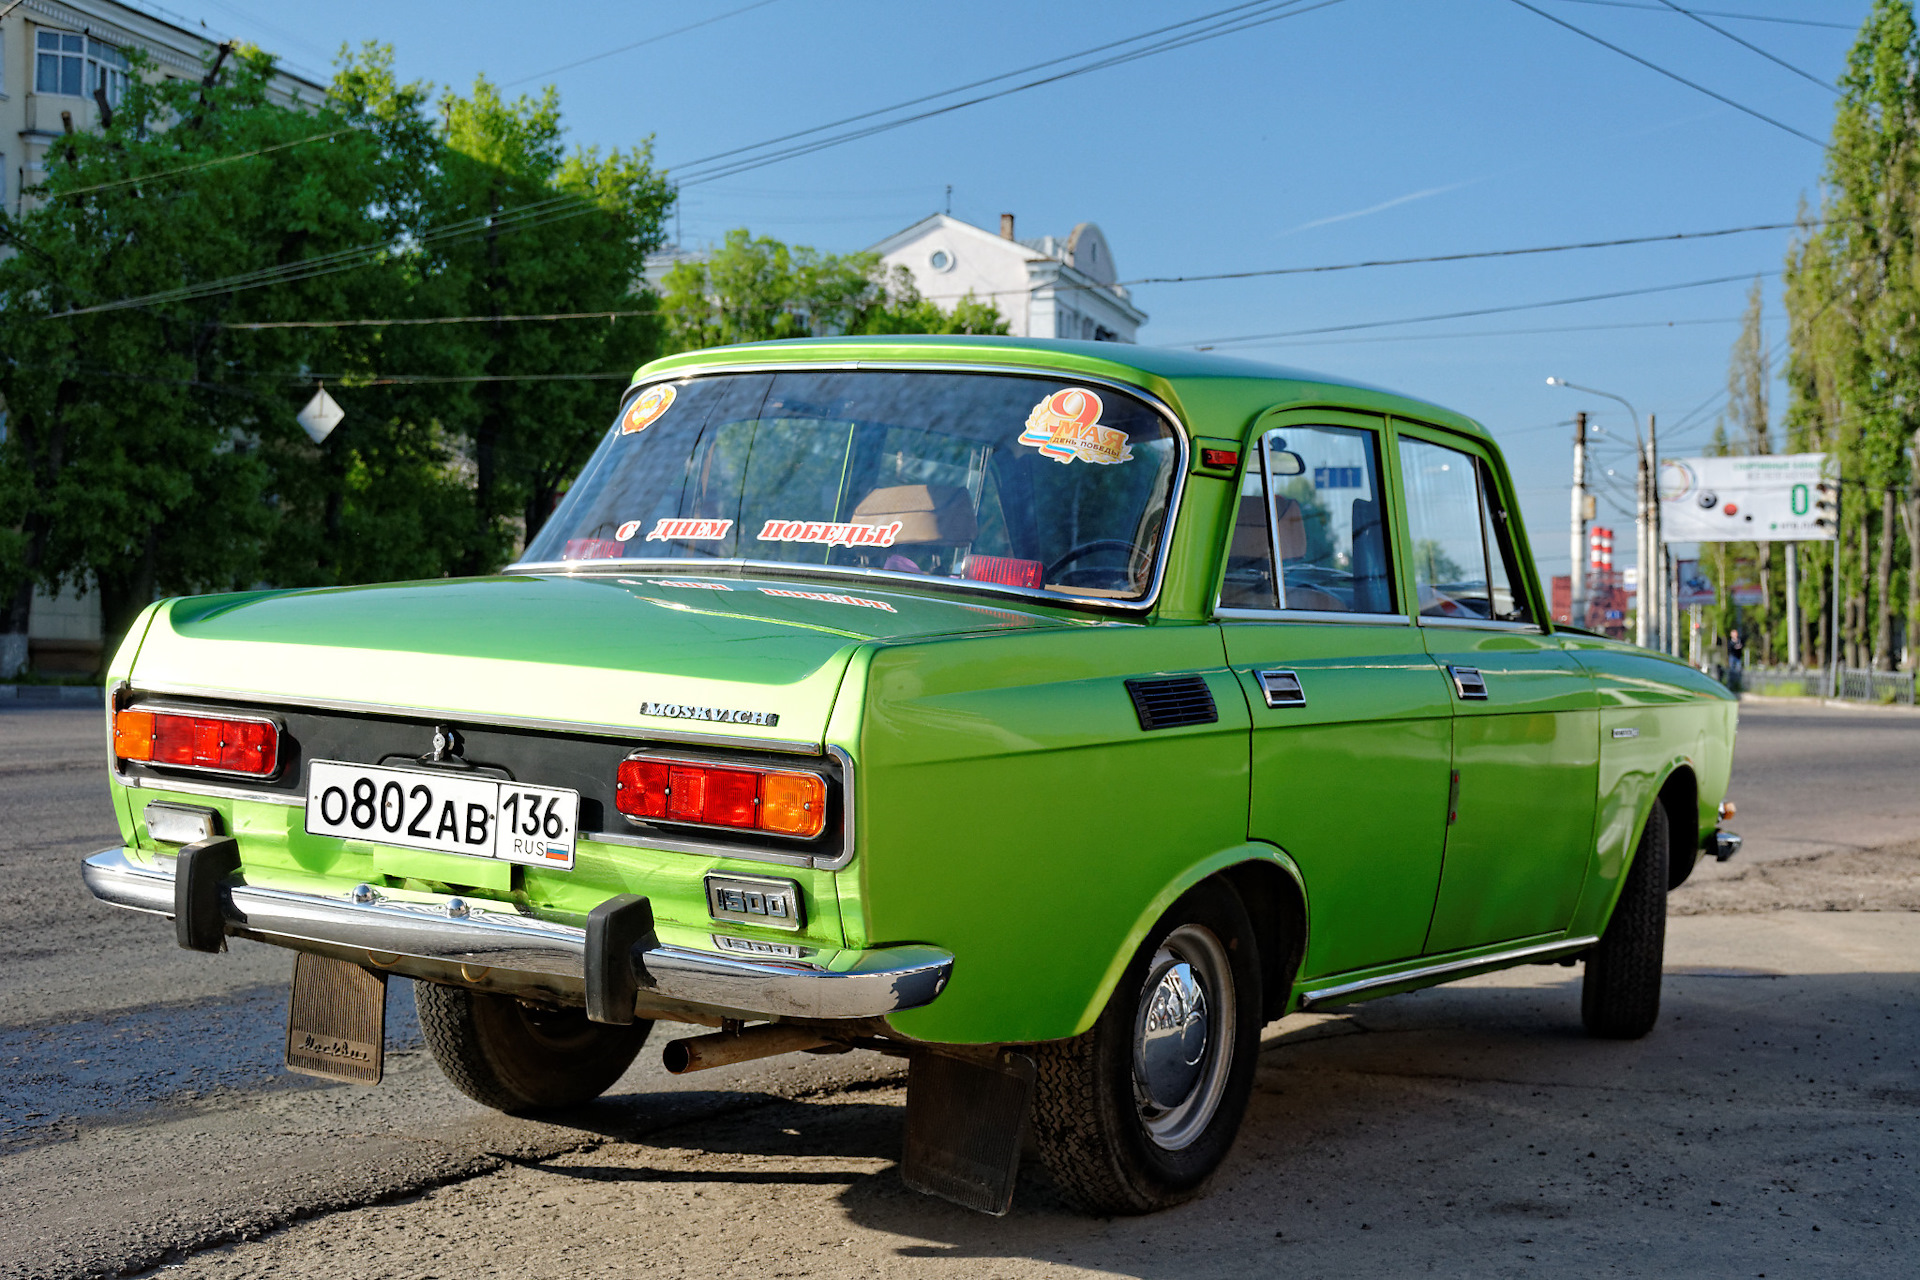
[1448,665,1488,700]
[1256,669,1305,708]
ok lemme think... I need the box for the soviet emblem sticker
[1019,388,1133,466]
[621,384,676,435]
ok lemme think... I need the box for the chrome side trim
[81,847,947,1021]
[509,360,1192,616]
[114,769,305,807]
[1297,935,1599,1009]
[123,682,824,756]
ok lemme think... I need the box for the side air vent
[1125,675,1218,731]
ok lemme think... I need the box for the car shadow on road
[516,968,1920,1276]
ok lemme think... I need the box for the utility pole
[1635,433,1650,648]
[1786,542,1800,668]
[1570,412,1588,628]
[1650,413,1667,653]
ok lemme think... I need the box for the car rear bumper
[81,846,951,1023]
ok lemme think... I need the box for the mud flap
[284,952,388,1085]
[901,1049,1036,1216]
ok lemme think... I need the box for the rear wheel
[1582,801,1669,1039]
[416,982,650,1113]
[1030,880,1263,1214]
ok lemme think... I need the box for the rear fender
[1065,842,1307,1039]
[1572,755,1696,936]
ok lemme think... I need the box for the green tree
[661,229,1006,352]
[432,75,673,570]
[1785,0,1920,671]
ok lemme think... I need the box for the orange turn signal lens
[615,758,827,839]
[759,771,826,838]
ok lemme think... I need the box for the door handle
[1256,669,1306,708]
[1448,666,1488,700]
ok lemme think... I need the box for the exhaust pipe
[662,1023,830,1074]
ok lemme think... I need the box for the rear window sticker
[758,587,898,613]
[756,519,903,548]
[621,384,676,436]
[615,520,643,541]
[646,517,734,541]
[657,579,733,590]
[1018,388,1133,466]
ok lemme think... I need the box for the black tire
[1030,880,1264,1214]
[415,982,651,1113]
[1582,800,1669,1039]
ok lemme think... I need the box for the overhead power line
[916,219,1815,301]
[670,0,1348,187]
[1652,0,1837,93]
[667,0,1307,181]
[1551,0,1855,29]
[500,0,787,90]
[1186,270,1779,348]
[49,127,358,199]
[223,308,659,329]
[1506,0,1825,146]
[45,0,1349,319]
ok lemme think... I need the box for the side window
[1219,423,1395,614]
[1397,436,1534,624]
[1478,460,1535,624]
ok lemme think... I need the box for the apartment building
[0,1,321,674]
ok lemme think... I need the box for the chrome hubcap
[1131,923,1235,1151]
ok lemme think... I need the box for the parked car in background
[84,336,1739,1215]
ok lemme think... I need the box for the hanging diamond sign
[296,386,346,444]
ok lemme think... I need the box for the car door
[1219,412,1455,979]
[1391,424,1601,953]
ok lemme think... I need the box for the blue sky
[145,0,1869,582]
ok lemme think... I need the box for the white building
[870,213,1147,342]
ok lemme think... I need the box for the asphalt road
[0,698,1913,1279]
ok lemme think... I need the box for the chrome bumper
[81,847,950,1022]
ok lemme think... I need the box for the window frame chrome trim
[504,360,1192,617]
[1215,607,1413,626]
[1414,615,1549,634]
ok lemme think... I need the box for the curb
[1736,692,1920,714]
[0,684,105,705]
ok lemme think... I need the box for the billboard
[1658,452,1834,542]
[1674,559,1716,606]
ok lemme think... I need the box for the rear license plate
[305,760,579,870]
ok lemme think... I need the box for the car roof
[634,335,1493,444]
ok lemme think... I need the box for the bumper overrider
[81,845,952,1024]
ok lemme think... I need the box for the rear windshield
[517,369,1183,603]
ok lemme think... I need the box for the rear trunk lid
[130,572,1073,746]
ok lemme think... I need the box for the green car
[83,336,1739,1216]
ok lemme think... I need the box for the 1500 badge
[639,701,780,727]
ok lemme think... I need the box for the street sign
[297,386,346,445]
[1658,452,1834,542]
[1674,559,1716,607]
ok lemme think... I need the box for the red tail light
[962,555,1044,589]
[114,709,280,777]
[616,757,826,839]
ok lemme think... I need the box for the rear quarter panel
[1558,634,1736,936]
[841,623,1253,1045]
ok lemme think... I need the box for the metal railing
[1737,665,1917,705]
